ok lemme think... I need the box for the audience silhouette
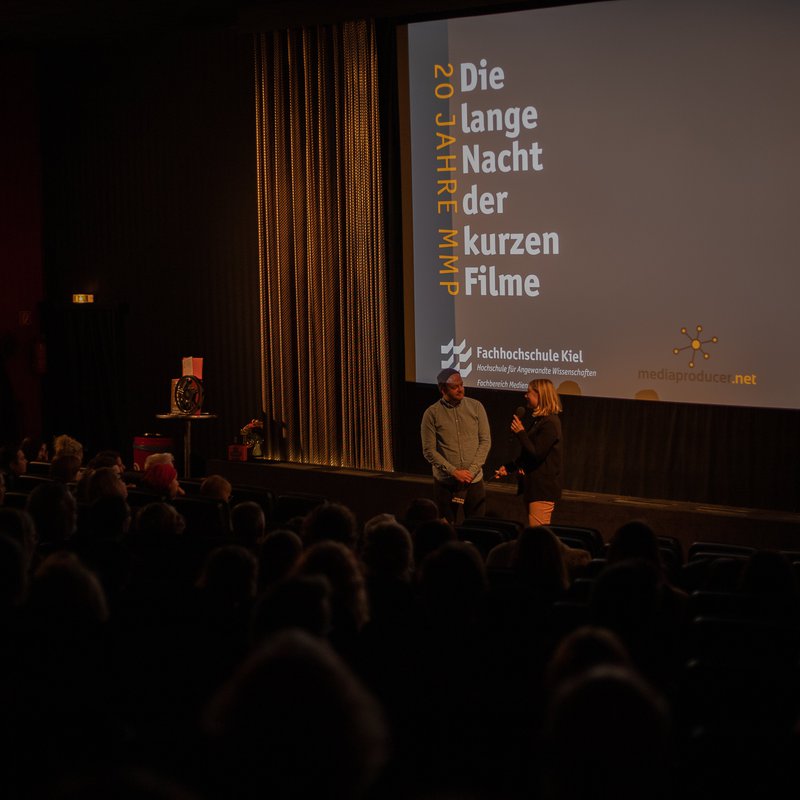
[1,436,799,800]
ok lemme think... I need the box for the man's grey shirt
[421,396,491,484]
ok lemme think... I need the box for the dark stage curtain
[560,394,800,512]
[254,21,393,471]
[42,304,127,456]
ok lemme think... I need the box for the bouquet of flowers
[240,418,265,457]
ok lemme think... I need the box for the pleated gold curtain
[254,21,393,470]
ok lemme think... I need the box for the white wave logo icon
[440,339,473,377]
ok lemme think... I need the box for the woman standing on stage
[495,378,563,527]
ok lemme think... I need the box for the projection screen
[399,0,800,409]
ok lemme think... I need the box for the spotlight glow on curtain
[254,21,393,470]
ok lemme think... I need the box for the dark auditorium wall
[1,53,44,445]
[39,28,261,463]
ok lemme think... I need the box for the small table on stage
[155,413,217,478]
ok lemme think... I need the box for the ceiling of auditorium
[0,0,558,45]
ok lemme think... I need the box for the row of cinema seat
[465,517,800,758]
[460,515,800,653]
[9,468,799,582]
[4,474,53,493]
[124,485,328,534]
[4,469,328,536]
[459,515,800,586]
[17,461,52,478]
[457,518,606,561]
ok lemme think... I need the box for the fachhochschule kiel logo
[440,339,472,377]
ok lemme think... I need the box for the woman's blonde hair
[530,379,562,416]
[52,434,84,461]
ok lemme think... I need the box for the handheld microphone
[507,405,527,444]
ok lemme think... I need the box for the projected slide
[401,0,800,409]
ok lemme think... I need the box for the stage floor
[208,458,800,555]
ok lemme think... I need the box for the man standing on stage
[421,368,491,523]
